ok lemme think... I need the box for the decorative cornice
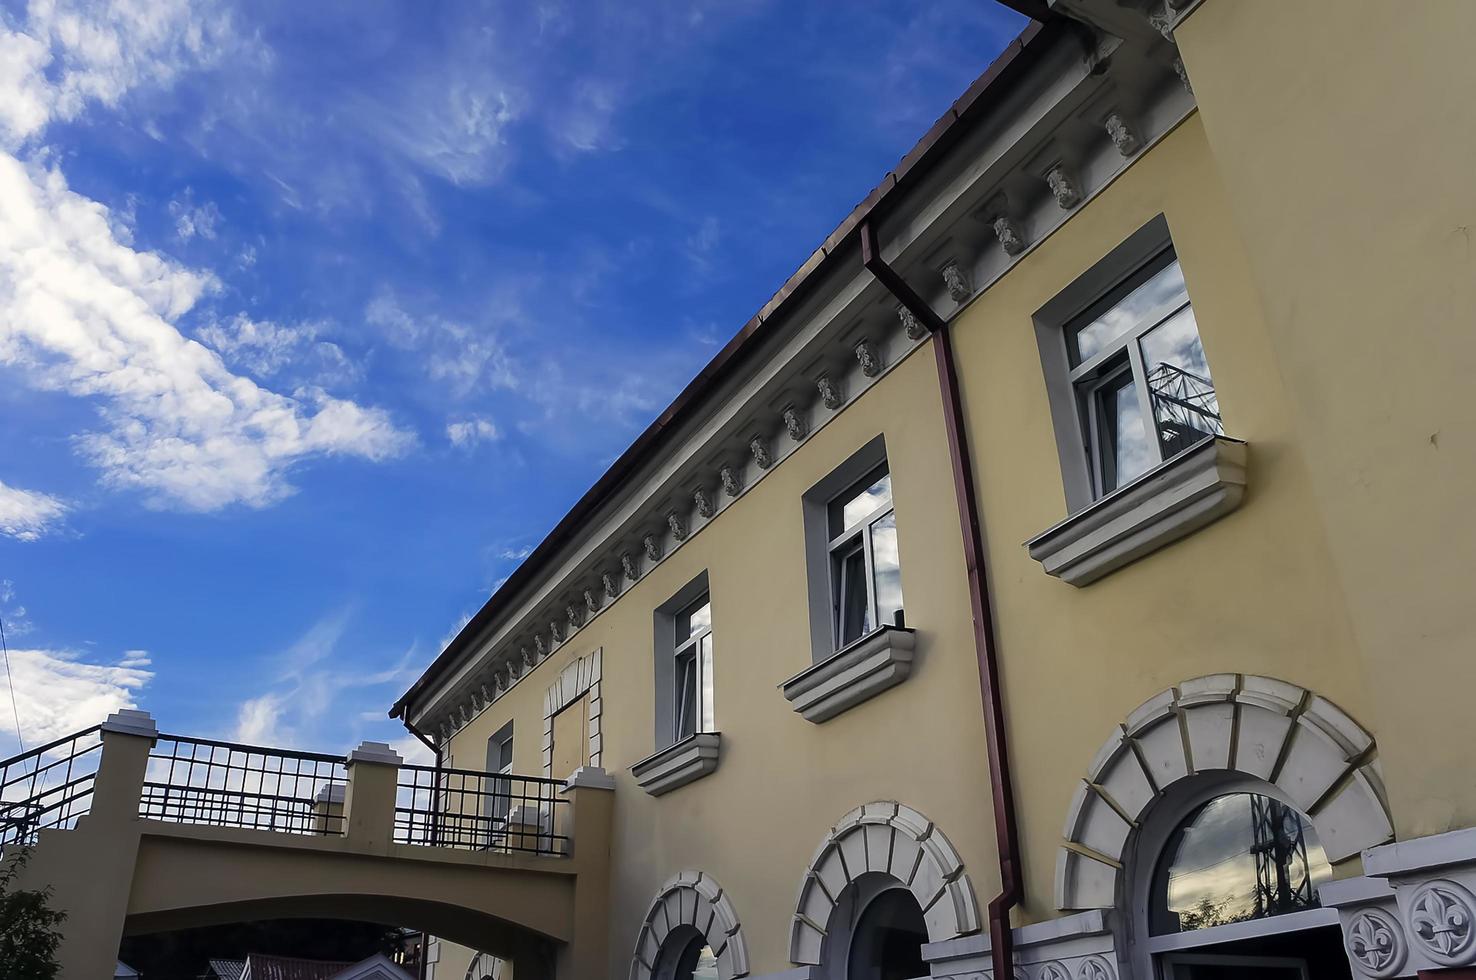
[992,215,1028,256]
[749,435,773,469]
[1105,112,1141,157]
[621,551,640,582]
[584,588,600,614]
[720,463,743,497]
[694,487,715,518]
[643,533,662,562]
[1046,163,1082,209]
[854,338,881,377]
[816,374,844,410]
[566,603,583,631]
[549,619,563,643]
[1172,56,1191,93]
[899,306,927,341]
[942,260,972,303]
[603,571,621,600]
[782,405,807,442]
[667,511,688,541]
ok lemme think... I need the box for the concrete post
[344,741,402,853]
[19,709,157,980]
[556,766,615,980]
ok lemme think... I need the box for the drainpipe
[860,221,1023,980]
[403,719,441,980]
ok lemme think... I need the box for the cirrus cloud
[0,478,67,541]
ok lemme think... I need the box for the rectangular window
[1065,248,1222,498]
[672,592,714,741]
[826,463,904,648]
[486,724,513,825]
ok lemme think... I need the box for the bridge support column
[344,741,403,852]
[18,710,155,980]
[556,766,615,980]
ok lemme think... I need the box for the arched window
[653,925,719,980]
[1127,780,1353,980]
[845,885,928,980]
[1151,791,1332,936]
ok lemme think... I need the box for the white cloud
[167,189,221,241]
[446,416,499,448]
[498,545,532,561]
[0,645,152,748]
[0,0,244,149]
[366,290,518,397]
[0,154,413,510]
[231,690,283,746]
[195,314,358,390]
[0,478,67,541]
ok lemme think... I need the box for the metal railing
[140,734,349,836]
[394,764,569,856]
[0,725,103,847]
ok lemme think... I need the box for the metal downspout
[860,221,1023,979]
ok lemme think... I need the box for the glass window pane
[870,511,904,630]
[834,542,870,646]
[1151,793,1332,936]
[676,594,711,644]
[497,737,513,772]
[1095,370,1156,492]
[699,634,714,733]
[674,653,696,740]
[831,469,893,536]
[1072,257,1189,364]
[1140,306,1223,459]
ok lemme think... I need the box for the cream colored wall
[948,112,1371,924]
[450,345,997,976]
[1175,0,1476,841]
[444,76,1436,966]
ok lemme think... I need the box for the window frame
[652,571,712,752]
[825,463,898,648]
[484,721,514,828]
[1036,215,1225,513]
[671,591,714,742]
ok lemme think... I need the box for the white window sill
[630,732,721,797]
[780,625,917,723]
[1026,436,1247,587]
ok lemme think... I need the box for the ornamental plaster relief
[630,871,750,980]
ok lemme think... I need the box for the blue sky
[0,0,1025,761]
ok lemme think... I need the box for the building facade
[393,3,1476,978]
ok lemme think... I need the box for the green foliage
[0,848,66,980]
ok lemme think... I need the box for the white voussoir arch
[630,870,749,980]
[1056,673,1395,911]
[789,801,981,965]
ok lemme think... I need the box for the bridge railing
[393,763,570,856]
[0,725,104,847]
[140,734,349,836]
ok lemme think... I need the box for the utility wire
[0,614,23,754]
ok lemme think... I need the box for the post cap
[562,766,615,792]
[347,741,403,766]
[314,783,347,805]
[101,708,157,738]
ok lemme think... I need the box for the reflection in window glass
[1151,793,1332,936]
[871,512,903,631]
[1073,259,1189,364]
[1140,306,1223,457]
[672,592,714,741]
[1068,251,1221,500]
[835,540,870,646]
[836,471,893,535]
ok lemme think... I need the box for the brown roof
[241,954,353,980]
[391,11,1060,724]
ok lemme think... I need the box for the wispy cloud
[167,188,222,241]
[446,416,499,449]
[196,314,359,389]
[0,646,152,751]
[0,479,68,541]
[0,155,413,511]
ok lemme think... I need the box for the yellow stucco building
[393,2,1476,977]
[13,2,1476,979]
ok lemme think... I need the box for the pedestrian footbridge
[1,710,613,980]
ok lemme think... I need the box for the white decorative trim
[750,435,773,469]
[1406,879,1476,966]
[942,261,972,303]
[630,733,720,797]
[922,910,1116,980]
[101,709,157,739]
[1055,673,1392,912]
[853,338,881,378]
[782,406,808,443]
[779,626,915,723]
[542,648,602,777]
[347,741,403,766]
[720,464,744,497]
[788,802,980,966]
[1026,436,1247,587]
[815,375,843,411]
[1045,164,1081,210]
[1345,906,1408,978]
[630,870,749,980]
[1104,112,1141,157]
[622,552,641,582]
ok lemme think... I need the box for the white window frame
[1036,215,1223,513]
[671,591,714,743]
[652,571,712,752]
[825,463,900,648]
[484,721,514,829]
